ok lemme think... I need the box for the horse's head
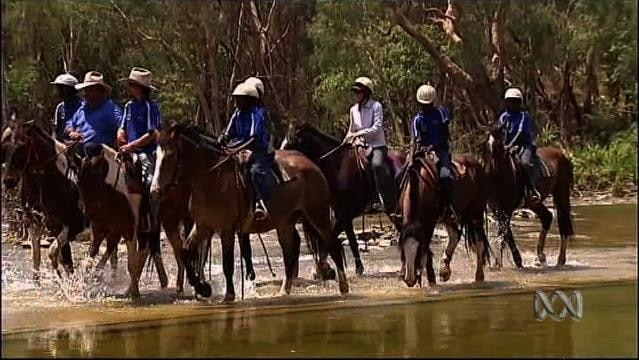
[78,143,110,194]
[280,121,341,160]
[2,120,42,188]
[481,124,507,174]
[151,123,217,196]
[399,223,425,288]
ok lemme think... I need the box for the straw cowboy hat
[121,67,158,91]
[75,71,112,92]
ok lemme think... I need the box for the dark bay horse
[152,124,348,302]
[281,123,406,275]
[398,152,490,287]
[482,126,574,267]
[2,121,84,276]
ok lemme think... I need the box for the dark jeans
[518,143,540,191]
[249,149,277,204]
[137,152,159,231]
[370,146,397,212]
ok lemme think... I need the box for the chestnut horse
[398,152,490,287]
[152,124,348,302]
[482,126,574,267]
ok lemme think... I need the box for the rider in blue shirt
[50,73,82,142]
[497,88,541,203]
[65,71,121,156]
[220,81,274,221]
[412,84,456,220]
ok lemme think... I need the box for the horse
[397,151,490,287]
[281,122,406,275]
[481,126,574,267]
[78,144,168,296]
[2,120,84,277]
[151,124,348,302]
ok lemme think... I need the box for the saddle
[510,147,553,179]
[235,149,294,187]
[420,151,467,180]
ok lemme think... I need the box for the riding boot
[525,165,541,203]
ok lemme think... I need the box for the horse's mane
[297,122,341,147]
[173,123,220,150]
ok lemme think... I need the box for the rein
[319,140,347,160]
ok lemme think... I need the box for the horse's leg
[164,224,185,294]
[239,233,256,281]
[56,226,74,275]
[530,203,552,267]
[30,225,41,281]
[220,230,236,303]
[276,224,300,296]
[48,238,60,277]
[439,222,461,282]
[304,209,349,294]
[338,220,363,276]
[107,234,119,278]
[472,220,490,282]
[503,218,523,268]
[182,224,213,298]
[423,224,436,286]
[125,236,144,298]
[149,231,168,289]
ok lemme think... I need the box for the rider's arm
[505,112,526,148]
[353,102,383,138]
[222,110,239,140]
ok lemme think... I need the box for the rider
[50,73,82,141]
[117,67,162,186]
[65,71,122,157]
[219,81,275,221]
[117,67,162,233]
[498,87,541,203]
[411,85,456,220]
[345,76,396,213]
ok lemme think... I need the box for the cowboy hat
[120,67,158,91]
[75,71,112,92]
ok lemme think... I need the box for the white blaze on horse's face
[487,135,495,153]
[150,146,164,194]
[279,137,288,150]
[402,237,420,287]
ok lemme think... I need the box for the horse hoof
[326,268,337,281]
[339,282,349,295]
[222,293,235,303]
[355,261,364,276]
[475,273,485,282]
[439,267,451,282]
[246,270,256,281]
[194,282,212,298]
[160,276,169,289]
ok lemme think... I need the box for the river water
[1,203,637,357]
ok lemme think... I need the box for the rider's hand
[218,134,229,146]
[344,132,356,143]
[69,131,83,141]
[119,143,134,153]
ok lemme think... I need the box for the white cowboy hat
[50,73,79,87]
[231,82,259,99]
[244,77,265,97]
[75,71,112,92]
[416,84,437,104]
[351,76,374,94]
[121,67,158,91]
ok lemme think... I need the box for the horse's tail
[553,156,575,240]
[459,212,492,267]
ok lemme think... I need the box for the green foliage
[572,124,637,194]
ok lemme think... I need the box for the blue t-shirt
[120,99,162,154]
[54,98,82,140]
[497,110,536,146]
[223,105,270,151]
[412,106,451,152]
[66,99,122,146]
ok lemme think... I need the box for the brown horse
[152,124,348,302]
[2,121,84,277]
[78,144,167,297]
[481,126,574,267]
[398,152,490,287]
[281,123,406,275]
